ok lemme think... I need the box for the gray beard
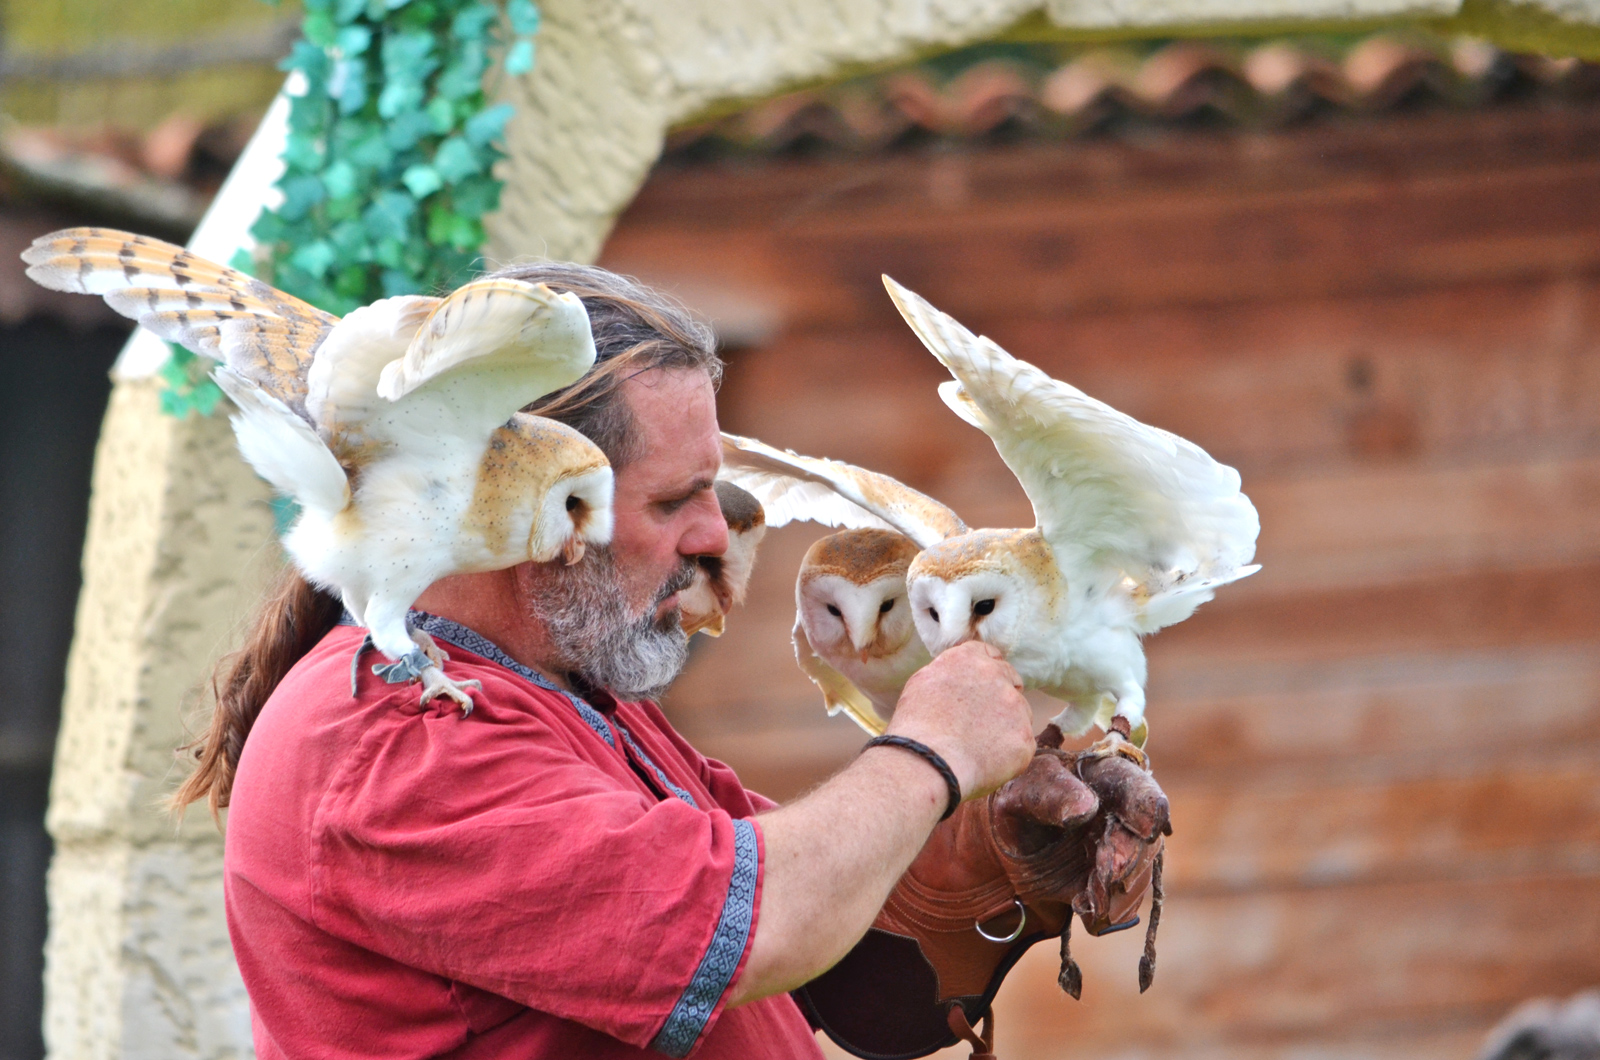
[530,547,696,701]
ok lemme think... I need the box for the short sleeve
[306,683,763,1056]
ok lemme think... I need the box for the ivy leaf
[384,109,434,150]
[381,30,436,78]
[463,103,513,147]
[381,269,423,297]
[432,137,481,183]
[290,240,338,278]
[346,130,392,170]
[302,10,338,47]
[158,344,225,419]
[333,0,366,23]
[335,25,372,55]
[279,39,330,79]
[278,174,326,221]
[450,3,496,39]
[425,95,456,134]
[505,37,534,76]
[436,42,487,100]
[377,80,426,120]
[507,0,540,36]
[363,190,417,242]
[402,163,444,199]
[322,159,359,201]
[450,174,501,218]
[331,56,369,114]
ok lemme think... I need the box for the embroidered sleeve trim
[649,817,759,1058]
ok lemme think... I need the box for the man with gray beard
[210,262,1039,1060]
[528,546,700,703]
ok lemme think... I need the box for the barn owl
[719,280,1260,761]
[24,228,612,712]
[717,433,966,735]
[883,276,1260,760]
[679,481,767,638]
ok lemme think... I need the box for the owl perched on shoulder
[25,228,613,712]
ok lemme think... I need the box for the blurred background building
[2,4,1599,1059]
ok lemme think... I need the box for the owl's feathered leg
[410,629,450,668]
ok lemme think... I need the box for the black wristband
[863,735,963,821]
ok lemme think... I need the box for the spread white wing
[884,276,1259,630]
[719,433,965,550]
[365,278,596,445]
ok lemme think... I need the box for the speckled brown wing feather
[22,227,337,419]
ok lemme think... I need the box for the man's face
[607,367,728,621]
[518,367,727,697]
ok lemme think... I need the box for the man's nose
[680,490,729,559]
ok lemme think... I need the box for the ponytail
[172,567,343,820]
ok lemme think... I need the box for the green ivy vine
[253,0,536,310]
[162,0,539,416]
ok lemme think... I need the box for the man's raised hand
[886,640,1036,802]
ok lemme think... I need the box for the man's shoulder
[260,625,612,757]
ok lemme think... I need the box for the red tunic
[224,613,824,1060]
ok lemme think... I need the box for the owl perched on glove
[720,278,1260,760]
[25,228,613,712]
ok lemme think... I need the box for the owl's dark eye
[565,495,580,512]
[826,604,842,617]
[927,607,939,623]
[973,599,996,617]
[879,598,895,614]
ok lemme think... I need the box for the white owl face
[531,464,614,564]
[798,572,919,663]
[907,567,1022,657]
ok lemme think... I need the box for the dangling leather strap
[1138,848,1164,993]
[947,1006,997,1060]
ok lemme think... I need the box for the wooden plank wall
[596,103,1600,1060]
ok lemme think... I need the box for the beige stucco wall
[46,0,1600,1057]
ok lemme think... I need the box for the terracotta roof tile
[666,34,1600,156]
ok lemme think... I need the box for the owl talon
[1085,725,1148,770]
[419,667,480,716]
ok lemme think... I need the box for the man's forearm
[727,745,947,1007]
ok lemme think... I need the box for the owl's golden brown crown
[802,528,921,583]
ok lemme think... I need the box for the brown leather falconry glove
[794,727,1171,1060]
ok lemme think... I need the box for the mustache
[655,559,698,605]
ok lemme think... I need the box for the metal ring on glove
[974,899,1027,944]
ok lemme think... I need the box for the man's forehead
[620,368,721,484]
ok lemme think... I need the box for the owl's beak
[561,536,586,565]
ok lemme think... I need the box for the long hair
[172,262,720,818]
